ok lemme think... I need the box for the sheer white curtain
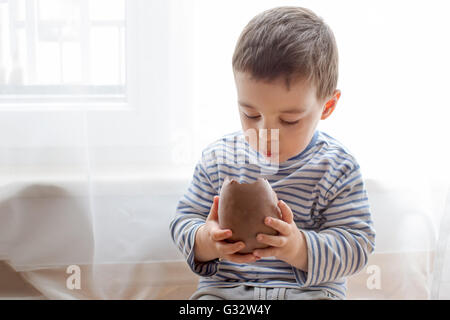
[0,0,195,299]
[0,0,449,299]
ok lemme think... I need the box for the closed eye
[244,113,299,125]
[244,114,261,120]
[280,119,299,125]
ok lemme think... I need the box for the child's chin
[266,154,281,163]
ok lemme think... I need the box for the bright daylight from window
[0,0,126,103]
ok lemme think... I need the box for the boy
[169,6,375,300]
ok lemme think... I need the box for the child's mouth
[265,151,279,158]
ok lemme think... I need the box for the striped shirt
[169,129,376,299]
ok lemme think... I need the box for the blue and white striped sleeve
[292,164,376,286]
[169,153,220,276]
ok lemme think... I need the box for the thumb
[207,196,220,222]
[278,199,294,224]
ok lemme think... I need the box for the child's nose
[256,128,279,153]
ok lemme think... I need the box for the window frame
[0,0,138,112]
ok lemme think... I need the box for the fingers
[216,240,245,255]
[278,199,294,224]
[216,241,259,263]
[253,246,278,258]
[225,252,258,264]
[207,196,220,221]
[256,233,287,247]
[259,200,293,235]
[264,216,290,235]
[211,228,232,241]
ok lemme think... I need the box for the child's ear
[321,90,341,120]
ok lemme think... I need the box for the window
[0,0,127,107]
[0,0,178,172]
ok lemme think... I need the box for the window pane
[62,42,82,83]
[89,0,124,21]
[38,0,81,22]
[17,0,26,21]
[90,26,120,85]
[16,28,28,84]
[0,0,126,101]
[36,42,60,84]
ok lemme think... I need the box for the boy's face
[234,71,336,164]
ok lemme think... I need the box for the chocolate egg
[218,176,281,254]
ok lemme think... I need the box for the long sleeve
[169,153,220,276]
[292,165,376,286]
[170,130,374,298]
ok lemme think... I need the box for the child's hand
[194,196,259,264]
[253,200,308,271]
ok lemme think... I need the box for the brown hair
[232,6,338,100]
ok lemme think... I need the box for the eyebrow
[238,101,306,114]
